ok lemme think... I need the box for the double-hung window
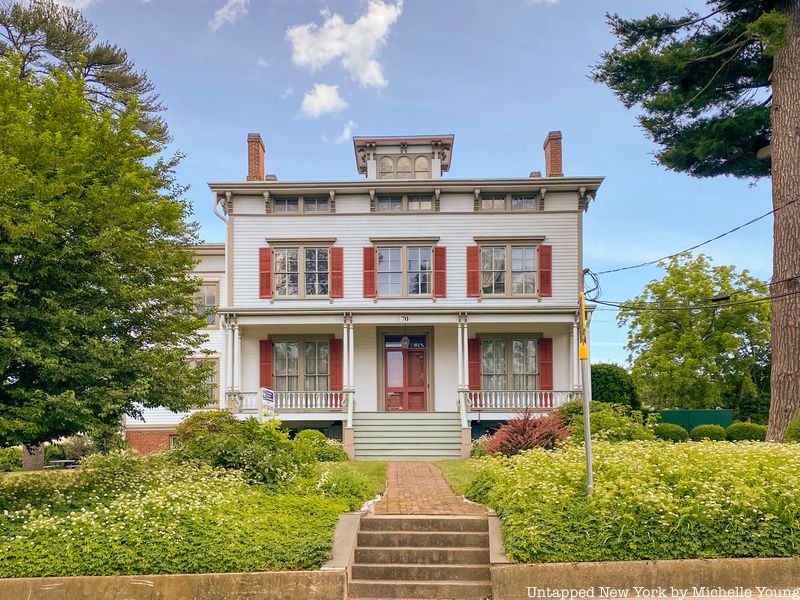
[273,340,329,392]
[188,357,220,408]
[195,281,219,327]
[273,246,329,297]
[375,194,435,212]
[272,196,330,213]
[480,245,537,296]
[478,192,539,212]
[480,337,538,391]
[377,245,432,297]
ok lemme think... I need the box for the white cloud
[256,56,270,68]
[280,86,294,99]
[321,134,330,143]
[209,0,249,32]
[336,120,357,144]
[300,84,348,118]
[286,0,403,88]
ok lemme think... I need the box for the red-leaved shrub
[483,411,571,456]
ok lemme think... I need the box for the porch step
[352,412,463,460]
[349,515,492,599]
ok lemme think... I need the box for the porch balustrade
[226,390,354,414]
[458,389,577,413]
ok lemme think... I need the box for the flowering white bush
[466,441,800,562]
[0,453,381,576]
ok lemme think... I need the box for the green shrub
[690,424,727,441]
[470,435,490,458]
[483,412,570,456]
[726,422,767,442]
[785,414,800,443]
[172,411,304,485]
[559,400,654,442]
[653,422,689,442]
[0,447,22,472]
[591,363,641,409]
[293,429,348,462]
[465,441,800,563]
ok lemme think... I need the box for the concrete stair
[352,412,463,460]
[349,515,492,599]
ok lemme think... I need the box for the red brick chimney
[247,133,265,181]
[543,131,563,177]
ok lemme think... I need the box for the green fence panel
[657,409,734,430]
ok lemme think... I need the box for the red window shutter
[433,246,447,297]
[538,337,553,391]
[259,247,273,299]
[466,246,480,297]
[538,244,552,297]
[329,339,343,391]
[363,246,376,297]
[259,340,273,389]
[468,338,481,390]
[329,247,344,298]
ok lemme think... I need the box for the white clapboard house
[124,131,602,459]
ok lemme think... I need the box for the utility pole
[579,291,594,495]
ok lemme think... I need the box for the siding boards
[232,210,580,307]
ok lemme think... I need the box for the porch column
[461,317,469,388]
[342,318,350,389]
[457,318,464,389]
[233,321,241,391]
[347,319,355,390]
[224,317,233,391]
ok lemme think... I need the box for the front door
[384,334,427,411]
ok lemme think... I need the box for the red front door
[384,335,427,411]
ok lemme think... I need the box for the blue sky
[69,0,773,365]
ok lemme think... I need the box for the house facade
[125,131,602,459]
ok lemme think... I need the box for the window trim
[271,243,332,299]
[375,243,435,298]
[375,193,436,213]
[477,192,541,212]
[196,280,220,329]
[377,154,433,180]
[478,334,541,391]
[270,338,333,393]
[271,195,331,215]
[478,243,539,298]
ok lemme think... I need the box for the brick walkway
[371,462,486,515]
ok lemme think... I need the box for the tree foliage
[618,254,770,416]
[0,0,165,142]
[591,363,640,409]
[0,54,210,449]
[592,1,788,178]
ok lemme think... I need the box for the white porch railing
[459,389,578,412]
[226,390,355,427]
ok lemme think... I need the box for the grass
[0,455,386,577]
[435,459,480,496]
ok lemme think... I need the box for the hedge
[690,424,727,441]
[726,422,767,442]
[653,422,689,442]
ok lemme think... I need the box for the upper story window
[271,195,331,214]
[478,192,540,212]
[274,197,300,213]
[414,156,430,179]
[304,196,329,212]
[375,194,435,213]
[397,156,413,179]
[195,281,219,327]
[480,245,537,296]
[273,246,329,297]
[379,157,394,180]
[377,245,432,297]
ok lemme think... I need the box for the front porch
[220,310,584,457]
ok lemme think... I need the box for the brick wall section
[247,133,265,181]
[543,130,563,177]
[126,430,174,455]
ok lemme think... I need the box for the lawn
[438,441,800,563]
[0,454,386,577]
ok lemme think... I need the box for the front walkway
[371,462,485,515]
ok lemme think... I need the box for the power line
[595,197,798,275]
[593,287,800,312]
